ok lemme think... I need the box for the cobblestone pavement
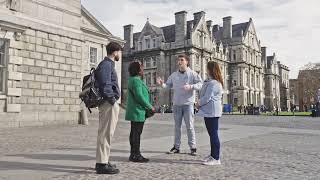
[0,112,320,180]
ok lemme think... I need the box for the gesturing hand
[156,77,164,85]
[183,84,192,91]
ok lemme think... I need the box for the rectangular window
[246,72,249,86]
[153,39,156,48]
[89,47,97,64]
[233,50,236,61]
[152,57,156,67]
[0,39,8,94]
[146,73,151,86]
[139,42,142,50]
[153,72,157,85]
[251,74,254,87]
[145,58,151,68]
[196,56,200,65]
[145,39,150,49]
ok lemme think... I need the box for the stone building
[278,62,290,111]
[263,51,280,110]
[122,11,268,107]
[0,0,123,127]
[214,17,265,107]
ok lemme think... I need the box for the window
[245,51,247,62]
[196,55,200,65]
[240,70,243,86]
[89,47,97,64]
[146,73,151,86]
[139,42,142,50]
[145,39,150,49]
[153,72,157,85]
[145,58,151,68]
[152,57,156,67]
[153,39,156,48]
[246,71,249,86]
[251,74,254,87]
[233,50,236,61]
[0,39,8,94]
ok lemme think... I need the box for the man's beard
[114,55,120,61]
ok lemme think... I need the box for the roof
[213,22,249,40]
[132,20,196,44]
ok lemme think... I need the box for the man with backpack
[94,42,122,174]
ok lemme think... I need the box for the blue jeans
[173,105,196,149]
[204,117,220,160]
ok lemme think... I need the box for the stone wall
[0,28,83,127]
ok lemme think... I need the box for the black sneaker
[95,162,116,170]
[190,148,197,156]
[129,154,149,163]
[96,163,120,174]
[167,147,180,154]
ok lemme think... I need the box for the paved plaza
[1,111,320,180]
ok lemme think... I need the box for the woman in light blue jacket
[196,61,223,166]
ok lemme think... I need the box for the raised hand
[156,77,164,85]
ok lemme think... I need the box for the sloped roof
[161,24,175,42]
[132,20,197,43]
[213,22,249,40]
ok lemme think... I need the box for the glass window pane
[0,53,4,65]
[0,68,3,92]
[0,40,5,53]
[90,47,97,63]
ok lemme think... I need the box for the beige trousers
[96,101,119,163]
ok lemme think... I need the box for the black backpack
[79,68,103,113]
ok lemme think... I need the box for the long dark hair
[128,61,143,77]
[207,61,224,86]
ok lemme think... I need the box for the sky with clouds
[82,0,320,78]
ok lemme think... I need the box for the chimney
[206,20,213,38]
[193,11,205,25]
[222,16,232,39]
[123,24,133,51]
[261,46,267,67]
[212,25,220,33]
[175,11,187,42]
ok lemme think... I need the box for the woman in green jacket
[125,61,155,163]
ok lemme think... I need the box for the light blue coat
[196,79,223,117]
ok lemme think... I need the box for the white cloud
[81,0,320,78]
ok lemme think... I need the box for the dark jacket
[95,57,120,105]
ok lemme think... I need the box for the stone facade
[263,51,280,111]
[278,62,290,111]
[122,11,289,109]
[0,0,123,128]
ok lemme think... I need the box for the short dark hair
[106,42,122,55]
[128,61,142,77]
[178,54,190,66]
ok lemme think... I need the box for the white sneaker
[201,155,212,162]
[202,157,221,166]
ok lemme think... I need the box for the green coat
[125,76,153,122]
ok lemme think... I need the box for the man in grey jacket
[157,54,202,155]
